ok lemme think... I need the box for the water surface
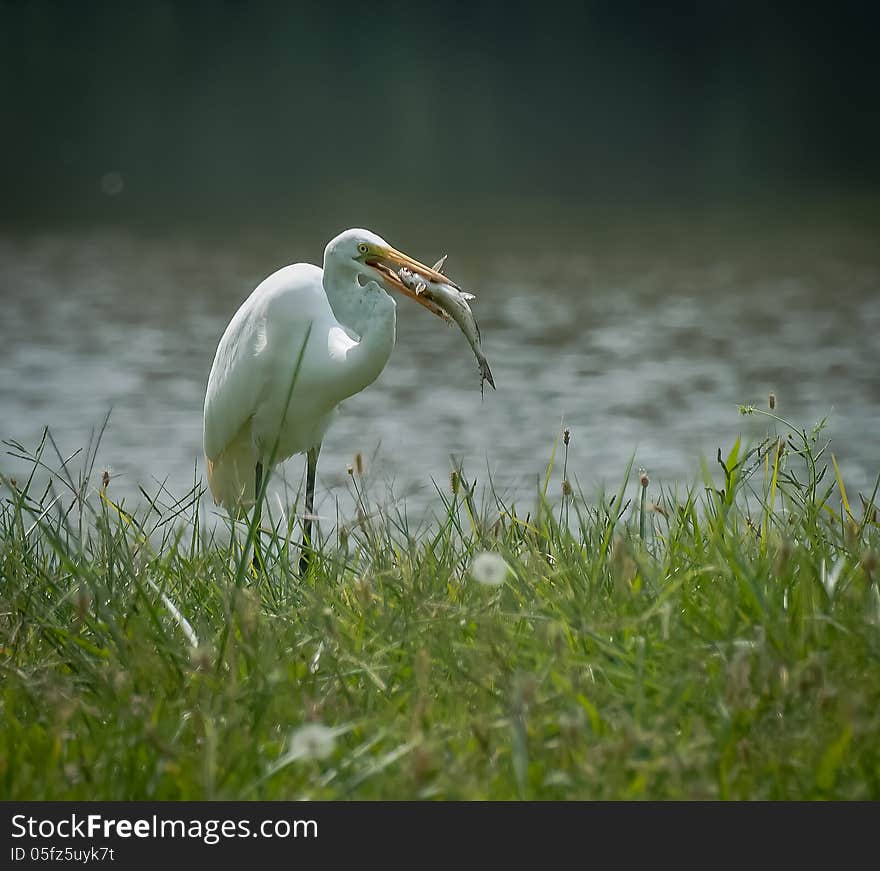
[2,223,878,521]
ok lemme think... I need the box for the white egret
[203,228,450,573]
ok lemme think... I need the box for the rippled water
[2,225,878,520]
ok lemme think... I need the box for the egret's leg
[299,444,321,576]
[253,460,264,572]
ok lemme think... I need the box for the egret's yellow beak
[365,245,454,321]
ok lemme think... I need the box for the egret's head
[324,228,451,319]
[324,228,389,266]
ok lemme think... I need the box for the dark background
[2,0,879,240]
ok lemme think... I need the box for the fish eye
[357,243,368,255]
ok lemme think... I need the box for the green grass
[1,409,879,800]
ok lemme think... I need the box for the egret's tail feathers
[205,435,258,512]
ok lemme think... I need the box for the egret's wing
[203,263,333,509]
[203,309,270,462]
[205,263,332,465]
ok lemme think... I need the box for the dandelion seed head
[639,469,649,488]
[470,551,509,587]
[290,723,336,760]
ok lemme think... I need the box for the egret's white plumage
[203,228,448,519]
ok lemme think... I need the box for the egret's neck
[322,260,371,337]
[322,260,397,396]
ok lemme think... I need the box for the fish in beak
[362,242,496,393]
[364,245,456,321]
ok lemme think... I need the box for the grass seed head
[408,743,438,785]
[769,392,777,410]
[611,536,638,591]
[189,644,214,672]
[776,438,786,461]
[414,647,431,691]
[353,575,372,607]
[773,539,793,575]
[659,601,672,640]
[74,586,92,620]
[845,520,860,549]
[234,588,261,637]
[511,672,539,713]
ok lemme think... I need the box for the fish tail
[480,358,496,392]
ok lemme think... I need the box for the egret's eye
[357,244,369,255]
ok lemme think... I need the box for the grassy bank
[1,409,879,800]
